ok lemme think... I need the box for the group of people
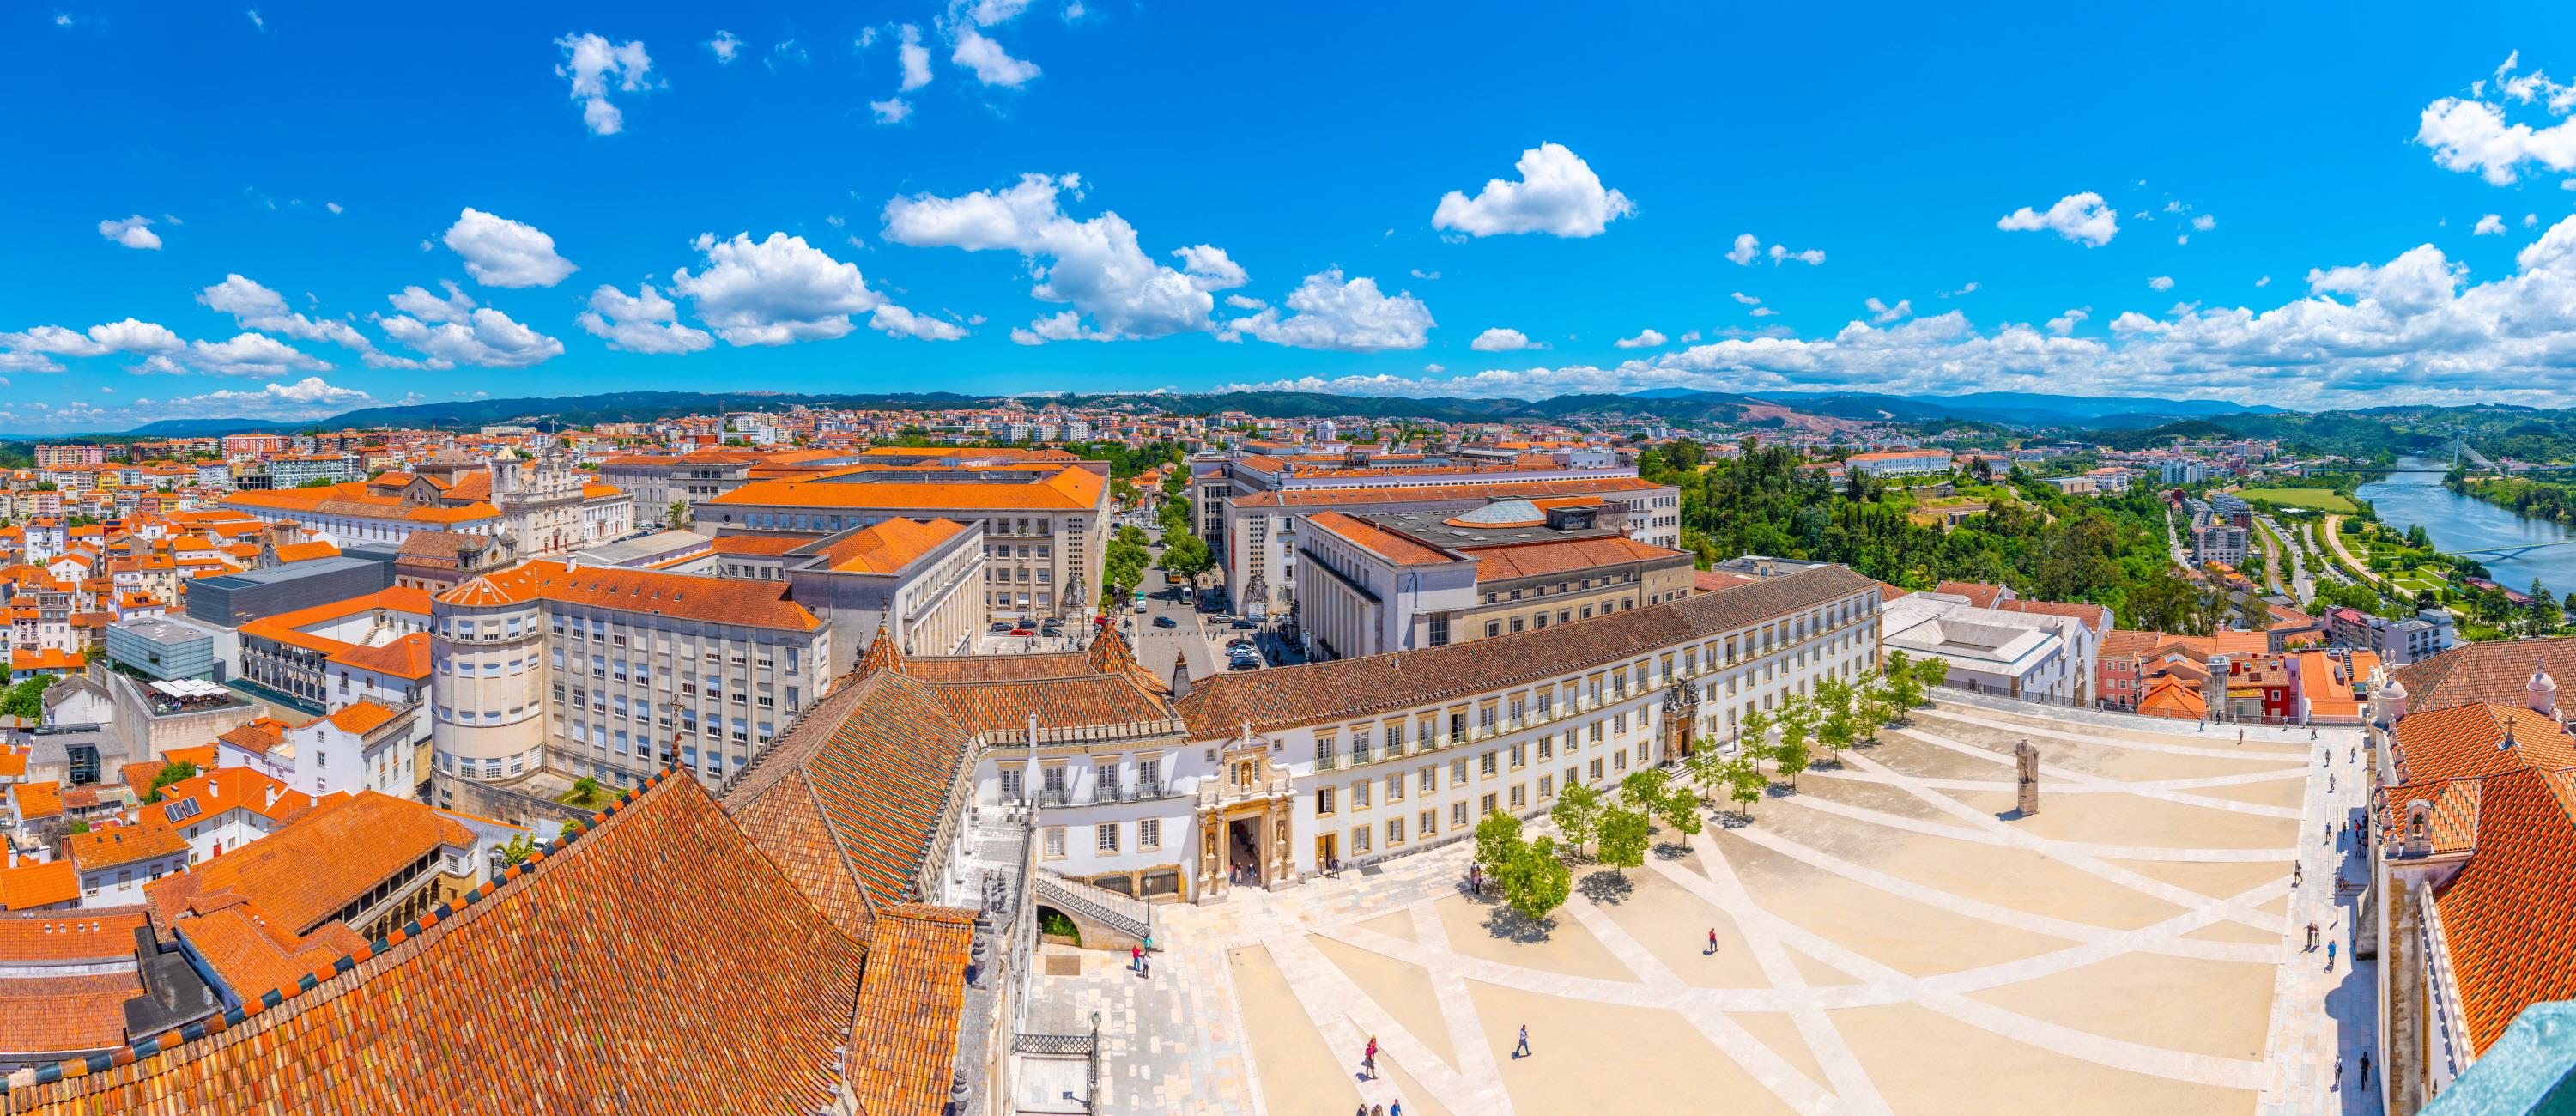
[1355,1024,1531,1112]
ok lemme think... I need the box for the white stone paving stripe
[1892,725,2303,819]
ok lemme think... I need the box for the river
[2357,457,2576,598]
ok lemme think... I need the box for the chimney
[264,785,281,809]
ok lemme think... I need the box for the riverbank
[2445,472,2576,529]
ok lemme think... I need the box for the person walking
[1513,1024,1531,1059]
[1131,944,1143,974]
[1362,1035,1377,1081]
[2360,1050,2373,1089]
[1391,1101,1403,1116]
[2237,729,2246,747]
[2335,1054,2344,1089]
[2294,863,2303,887]
[2327,940,2337,972]
[1707,927,1719,955]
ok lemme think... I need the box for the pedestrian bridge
[2442,539,2576,561]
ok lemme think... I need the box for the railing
[1314,755,1339,772]
[1039,788,1072,807]
[1036,869,1155,943]
[1013,1027,1101,1110]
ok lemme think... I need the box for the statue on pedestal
[2014,738,2041,816]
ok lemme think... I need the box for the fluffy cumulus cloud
[1996,191,2120,246]
[138,376,374,421]
[378,307,565,369]
[2046,308,2090,335]
[671,231,950,345]
[1470,327,1533,352]
[1221,269,1433,352]
[556,33,655,135]
[442,209,578,288]
[1221,215,2576,408]
[883,173,1229,342]
[898,24,932,90]
[1865,298,1912,324]
[97,215,161,250]
[1615,329,1667,349]
[2476,214,2509,235]
[386,281,477,324]
[1431,143,1634,238]
[951,26,1039,86]
[180,332,336,377]
[2417,52,2576,185]
[0,318,184,361]
[871,98,914,124]
[706,30,741,63]
[2148,276,2176,291]
[1728,233,1822,266]
[576,283,714,354]
[196,274,403,365]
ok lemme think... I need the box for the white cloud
[2149,275,2176,291]
[2418,55,2576,185]
[97,215,161,250]
[1749,307,1778,318]
[871,98,913,124]
[148,377,373,420]
[2531,213,2543,227]
[1726,234,1760,267]
[2476,213,2509,235]
[2046,308,2090,335]
[245,9,263,31]
[576,283,715,354]
[1409,269,1440,280]
[442,208,577,288]
[1424,363,1446,373]
[195,275,391,362]
[2192,214,2216,232]
[1222,269,1433,352]
[1221,215,2576,409]
[707,31,741,63]
[1172,245,1248,291]
[1680,330,1701,343]
[1942,282,1980,297]
[1769,244,1825,266]
[897,24,933,91]
[866,304,969,341]
[556,33,655,136]
[1730,234,1823,266]
[1730,292,1761,306]
[1430,143,1635,238]
[378,308,564,368]
[855,27,879,49]
[2257,275,2272,288]
[185,332,335,377]
[962,0,1033,25]
[2177,234,2191,246]
[84,318,185,355]
[386,281,477,324]
[1615,329,1667,349]
[951,27,1039,87]
[0,318,183,359]
[326,202,343,215]
[883,173,1231,341]
[671,231,948,345]
[1996,191,2120,246]
[1865,297,1911,324]
[767,39,807,69]
[1224,294,1266,311]
[1470,327,1533,352]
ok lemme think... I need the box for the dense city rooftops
[434,560,821,630]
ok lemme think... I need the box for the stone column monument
[2014,738,2041,816]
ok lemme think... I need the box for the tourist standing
[1365,1036,1378,1080]
[2327,941,2337,972]
[1707,928,1719,955]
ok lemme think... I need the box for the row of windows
[1041,817,1165,858]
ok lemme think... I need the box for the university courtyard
[1027,695,2374,1115]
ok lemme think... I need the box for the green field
[2235,488,2359,513]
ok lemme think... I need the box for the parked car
[1152,616,1178,628]
[1225,637,1254,650]
[1230,618,1258,630]
[988,622,1012,634]
[1227,658,1260,671]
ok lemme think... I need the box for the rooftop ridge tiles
[1,766,683,1096]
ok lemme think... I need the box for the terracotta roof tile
[322,700,402,736]
[2426,767,2576,1053]
[2391,703,2576,785]
[2395,638,2576,719]
[805,517,970,573]
[145,792,471,935]
[0,864,80,912]
[324,632,433,681]
[64,823,186,872]
[11,783,62,822]
[851,904,975,1112]
[436,561,821,631]
[0,973,142,1057]
[1304,512,1453,567]
[0,910,144,961]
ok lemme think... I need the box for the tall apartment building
[429,561,833,793]
[697,461,1110,622]
[33,445,107,467]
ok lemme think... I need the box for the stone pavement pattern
[1028,697,2374,1114]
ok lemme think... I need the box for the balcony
[1349,746,1376,767]
[1314,755,1340,772]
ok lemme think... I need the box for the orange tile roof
[706,462,1106,512]
[4,773,889,1114]
[850,904,976,1113]
[12,782,62,822]
[2426,767,2576,1053]
[1238,475,1666,509]
[0,863,81,911]
[0,909,148,961]
[707,534,809,557]
[174,904,368,1006]
[6,650,83,673]
[2134,674,2208,720]
[323,700,401,736]
[1466,535,1686,583]
[437,561,820,631]
[270,540,338,563]
[146,792,471,936]
[0,972,143,1055]
[161,744,217,772]
[809,517,969,573]
[154,767,331,825]
[325,631,433,680]
[65,822,187,872]
[2395,638,2576,719]
[1934,580,2008,608]
[2391,703,2576,785]
[215,718,294,757]
[1304,512,1453,567]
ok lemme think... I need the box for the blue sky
[9,2,2576,431]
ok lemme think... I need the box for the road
[2258,514,2315,605]
[2250,515,2286,597]
[2320,514,2388,590]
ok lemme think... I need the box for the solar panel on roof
[162,798,201,822]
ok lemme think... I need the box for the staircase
[1033,869,1155,949]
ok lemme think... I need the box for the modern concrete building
[778,518,987,660]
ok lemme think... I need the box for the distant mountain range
[80,385,2287,440]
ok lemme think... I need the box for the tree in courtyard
[1595,805,1651,876]
[1682,739,1730,805]
[1853,676,1894,740]
[1648,777,1703,848]
[1474,810,1526,879]
[1912,656,1949,694]
[1723,755,1768,822]
[569,776,603,807]
[1550,781,1603,857]
[664,500,688,530]
[1771,694,1818,787]
[1503,836,1573,921]
[1738,707,1775,755]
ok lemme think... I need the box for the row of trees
[1471,655,1953,922]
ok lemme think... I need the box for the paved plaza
[1033,695,2379,1115]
